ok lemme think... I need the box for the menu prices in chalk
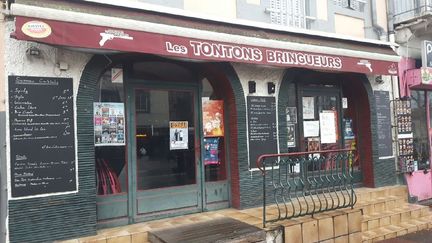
[9,76,76,198]
[247,96,278,169]
[374,91,392,157]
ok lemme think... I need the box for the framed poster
[94,102,125,146]
[169,121,188,150]
[302,97,315,119]
[286,107,297,124]
[202,99,224,137]
[287,124,296,147]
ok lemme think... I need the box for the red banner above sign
[15,17,398,75]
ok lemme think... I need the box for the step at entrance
[148,217,266,243]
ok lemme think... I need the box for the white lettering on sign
[427,42,432,55]
[266,50,342,69]
[189,40,263,62]
[166,42,188,54]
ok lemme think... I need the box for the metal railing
[256,149,357,228]
[393,0,432,24]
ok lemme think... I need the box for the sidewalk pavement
[379,229,432,243]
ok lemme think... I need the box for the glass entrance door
[300,89,343,152]
[130,87,202,220]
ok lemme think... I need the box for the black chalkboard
[9,76,76,198]
[374,91,392,157]
[247,96,278,169]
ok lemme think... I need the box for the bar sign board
[247,96,278,169]
[374,91,392,157]
[8,76,77,198]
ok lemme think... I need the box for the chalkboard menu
[247,96,278,169]
[374,91,392,157]
[9,76,76,198]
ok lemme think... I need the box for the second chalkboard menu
[9,76,77,198]
[247,96,278,169]
[374,91,392,157]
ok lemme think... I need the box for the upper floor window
[333,0,367,12]
[266,0,310,28]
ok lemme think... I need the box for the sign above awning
[14,16,398,75]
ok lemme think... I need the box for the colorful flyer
[202,99,224,137]
[94,102,125,146]
[307,137,321,152]
[204,137,220,166]
[169,121,188,150]
[343,118,355,140]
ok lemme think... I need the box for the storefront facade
[0,2,400,242]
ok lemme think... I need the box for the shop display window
[94,71,127,195]
[410,90,430,170]
[202,78,227,182]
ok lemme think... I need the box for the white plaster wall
[232,63,285,97]
[334,14,365,39]
[184,0,236,19]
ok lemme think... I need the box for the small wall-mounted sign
[422,40,432,67]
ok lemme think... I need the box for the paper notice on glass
[169,121,189,150]
[319,111,337,144]
[302,97,315,119]
[303,120,320,137]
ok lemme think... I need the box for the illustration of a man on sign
[170,121,188,150]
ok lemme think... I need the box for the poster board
[169,121,188,150]
[247,96,278,169]
[8,76,77,198]
[319,111,337,144]
[202,99,224,137]
[94,102,125,146]
[374,91,392,157]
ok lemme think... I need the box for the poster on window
[319,111,337,144]
[169,121,188,150]
[202,99,224,137]
[287,124,296,147]
[307,137,321,152]
[286,107,297,124]
[302,97,315,119]
[94,102,125,146]
[343,118,355,140]
[204,137,220,166]
[303,120,320,137]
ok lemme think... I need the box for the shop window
[94,70,127,195]
[411,90,430,170]
[135,91,150,113]
[202,78,227,182]
[333,0,366,12]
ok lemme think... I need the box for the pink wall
[398,57,416,97]
[405,171,432,201]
